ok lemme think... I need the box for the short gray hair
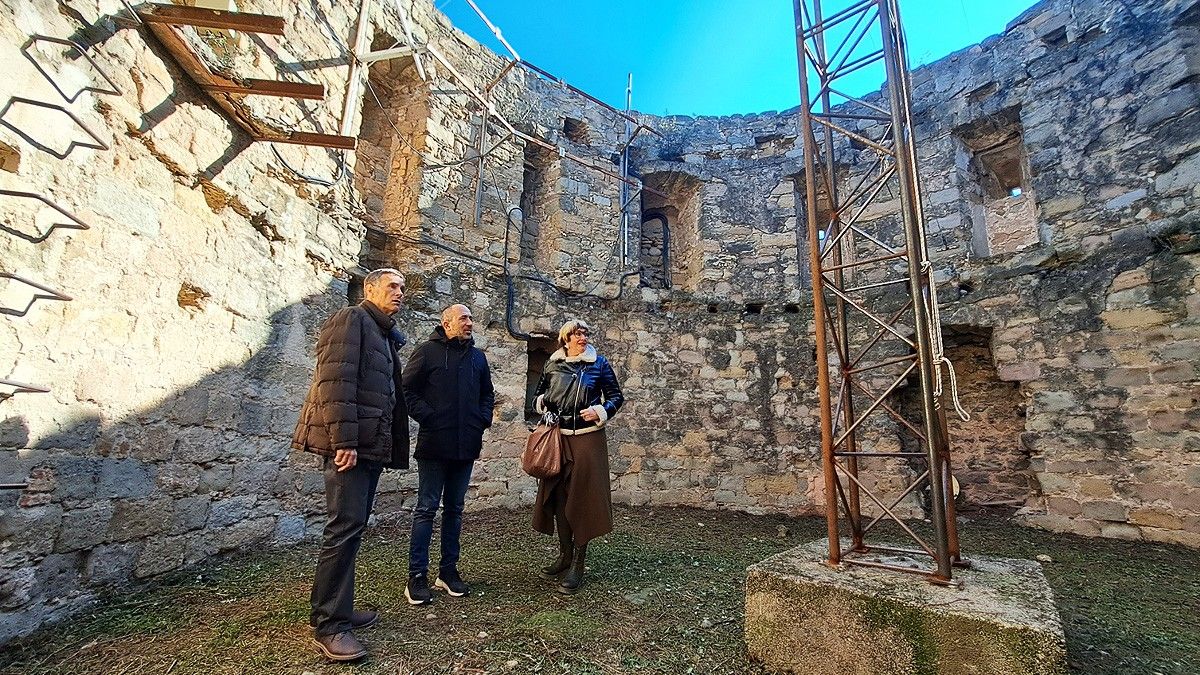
[363,268,402,289]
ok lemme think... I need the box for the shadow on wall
[0,286,416,643]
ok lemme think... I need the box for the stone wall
[614,0,1200,545]
[392,0,1200,545]
[1,0,1197,647]
[0,0,394,642]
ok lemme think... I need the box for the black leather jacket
[535,346,624,433]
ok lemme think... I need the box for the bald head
[441,304,474,340]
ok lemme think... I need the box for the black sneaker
[433,568,471,597]
[405,572,432,605]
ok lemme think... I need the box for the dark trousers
[310,457,382,637]
[408,458,474,576]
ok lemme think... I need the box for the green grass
[0,506,1195,674]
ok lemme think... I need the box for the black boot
[541,538,573,579]
[558,542,587,594]
[541,511,573,579]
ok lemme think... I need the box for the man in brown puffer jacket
[292,268,410,662]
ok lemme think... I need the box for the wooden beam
[274,131,357,150]
[339,0,375,137]
[357,45,414,65]
[137,3,285,35]
[203,79,326,100]
[144,21,356,149]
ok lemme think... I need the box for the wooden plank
[339,0,374,136]
[203,79,326,100]
[269,131,357,150]
[144,20,217,86]
[357,45,414,65]
[144,16,356,150]
[137,3,285,35]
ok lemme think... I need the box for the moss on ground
[0,506,1195,674]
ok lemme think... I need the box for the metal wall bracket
[0,189,91,243]
[0,272,73,317]
[21,35,123,103]
[0,378,50,402]
[0,96,110,159]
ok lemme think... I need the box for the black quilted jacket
[291,301,410,468]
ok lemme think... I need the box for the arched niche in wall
[953,106,1040,258]
[519,142,563,269]
[354,31,430,271]
[789,165,851,290]
[524,335,558,422]
[640,171,702,291]
[638,207,673,288]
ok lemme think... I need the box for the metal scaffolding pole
[793,0,962,583]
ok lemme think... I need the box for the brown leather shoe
[313,630,368,662]
[350,609,378,629]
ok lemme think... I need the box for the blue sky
[437,0,1041,117]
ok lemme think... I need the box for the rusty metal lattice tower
[793,0,963,582]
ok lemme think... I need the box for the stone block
[745,540,1066,675]
[107,498,170,542]
[0,566,36,610]
[56,503,114,552]
[1099,522,1143,540]
[96,459,156,499]
[0,504,63,558]
[170,496,210,534]
[135,536,186,578]
[32,553,86,605]
[273,514,307,544]
[1081,500,1127,522]
[1129,508,1184,530]
[208,495,256,528]
[85,543,139,586]
[230,462,280,494]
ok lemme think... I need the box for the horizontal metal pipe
[844,276,909,294]
[846,353,916,375]
[833,451,926,458]
[801,0,875,40]
[822,250,907,273]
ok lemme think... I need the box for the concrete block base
[745,539,1066,675]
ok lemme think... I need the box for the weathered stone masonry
[0,0,1196,644]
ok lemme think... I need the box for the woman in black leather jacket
[531,318,624,594]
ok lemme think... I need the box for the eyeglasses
[570,329,590,337]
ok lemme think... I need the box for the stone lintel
[744,539,1066,675]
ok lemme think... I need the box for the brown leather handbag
[522,415,562,479]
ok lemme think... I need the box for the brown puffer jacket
[291,301,410,469]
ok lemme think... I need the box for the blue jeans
[408,458,474,576]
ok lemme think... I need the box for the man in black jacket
[292,268,409,662]
[401,304,495,605]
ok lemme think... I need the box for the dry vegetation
[1,505,1196,674]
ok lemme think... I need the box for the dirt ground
[2,505,1196,674]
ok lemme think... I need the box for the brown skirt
[531,428,613,544]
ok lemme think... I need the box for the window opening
[525,337,558,422]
